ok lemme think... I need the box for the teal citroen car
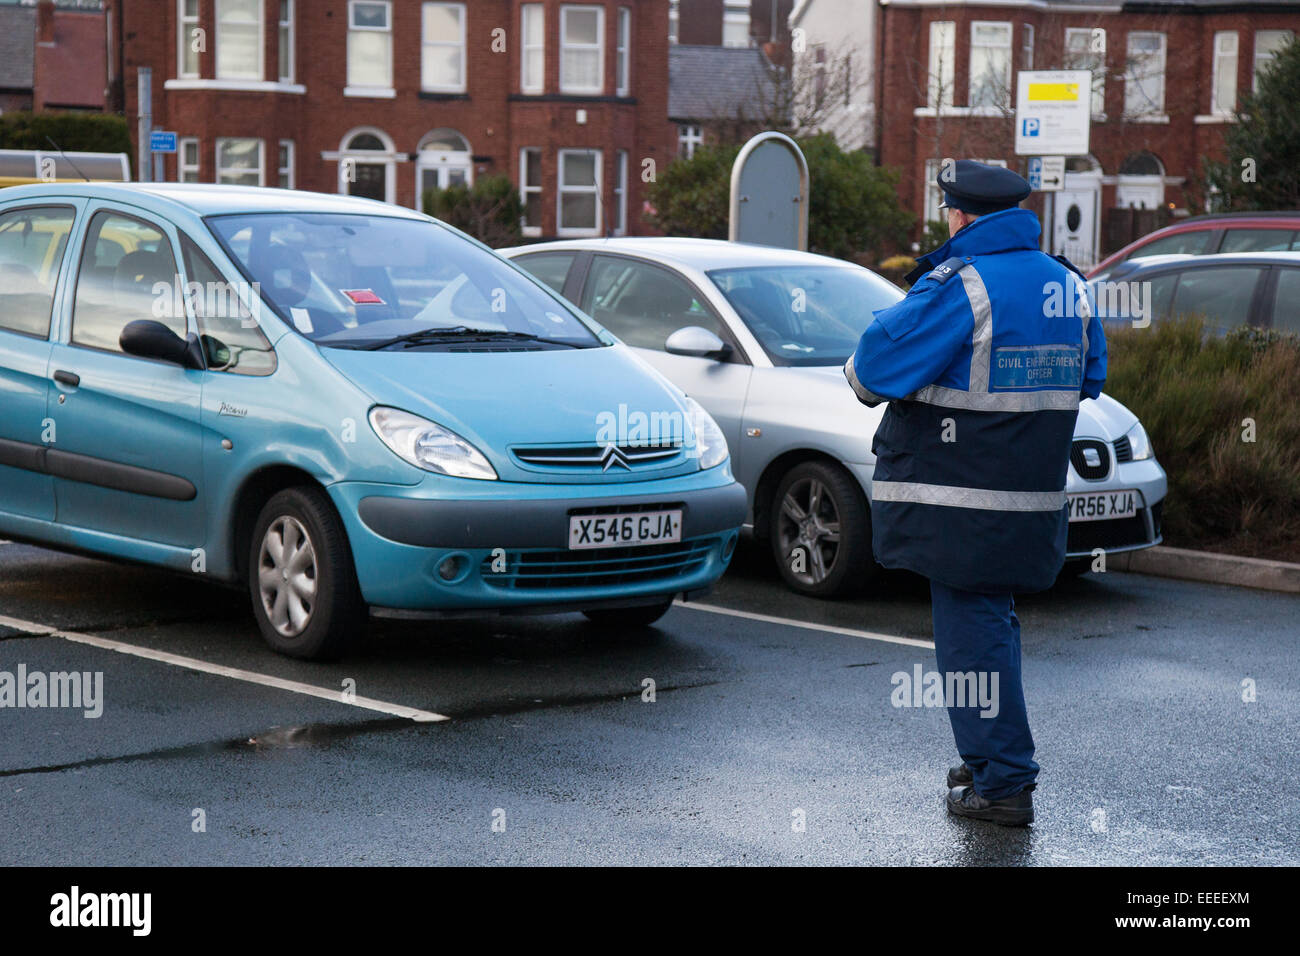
[0,184,744,658]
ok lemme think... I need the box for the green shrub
[423,174,523,249]
[1103,316,1300,561]
[0,111,132,158]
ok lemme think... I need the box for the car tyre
[770,460,877,598]
[582,598,674,629]
[248,486,367,660]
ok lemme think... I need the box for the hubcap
[776,477,841,586]
[258,516,318,638]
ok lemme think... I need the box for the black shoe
[946,785,1034,826]
[946,763,973,789]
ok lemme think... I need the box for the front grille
[1070,439,1111,480]
[1113,435,1133,463]
[513,443,683,472]
[482,540,712,591]
[1067,508,1152,553]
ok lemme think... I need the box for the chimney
[36,0,55,45]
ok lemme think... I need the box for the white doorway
[1052,157,1102,269]
[415,129,473,210]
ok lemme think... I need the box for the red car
[1088,211,1300,279]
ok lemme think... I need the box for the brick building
[0,0,108,113]
[795,0,1300,265]
[106,0,675,239]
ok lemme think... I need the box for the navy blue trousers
[930,580,1039,800]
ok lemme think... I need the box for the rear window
[1130,230,1213,259]
[1219,228,1298,254]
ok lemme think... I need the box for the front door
[1053,179,1100,270]
[580,255,752,460]
[0,203,79,525]
[47,205,206,551]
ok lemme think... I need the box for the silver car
[503,237,1167,596]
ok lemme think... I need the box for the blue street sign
[149,131,178,154]
[1027,156,1043,190]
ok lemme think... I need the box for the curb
[1107,545,1300,594]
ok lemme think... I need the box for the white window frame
[521,3,545,93]
[722,1,750,48]
[557,148,602,238]
[1125,31,1167,119]
[216,137,264,187]
[178,0,200,79]
[333,127,398,205]
[346,0,395,96]
[1022,23,1034,71]
[968,21,1012,111]
[421,2,467,93]
[1065,27,1106,118]
[520,147,543,238]
[216,0,265,81]
[678,123,703,159]
[616,7,631,97]
[278,139,294,189]
[614,149,628,236]
[560,5,605,95]
[179,136,200,182]
[927,21,955,109]
[1212,31,1238,116]
[669,0,679,46]
[278,0,294,83]
[1254,30,1294,92]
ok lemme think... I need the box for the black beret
[937,160,1032,215]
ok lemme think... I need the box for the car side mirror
[665,325,731,360]
[120,320,205,370]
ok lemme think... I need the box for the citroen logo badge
[599,445,632,472]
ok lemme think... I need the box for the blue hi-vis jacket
[844,208,1107,593]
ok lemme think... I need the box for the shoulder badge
[923,256,973,285]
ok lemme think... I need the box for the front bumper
[1064,457,1167,558]
[329,475,747,612]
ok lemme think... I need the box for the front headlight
[683,396,728,470]
[1126,421,1154,461]
[368,407,498,480]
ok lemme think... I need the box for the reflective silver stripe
[960,267,993,392]
[844,354,886,405]
[1078,279,1091,358]
[907,384,1080,412]
[872,480,1066,512]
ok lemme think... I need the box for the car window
[581,255,727,351]
[72,211,184,353]
[1168,266,1263,333]
[1220,228,1296,254]
[207,213,600,348]
[180,234,275,375]
[1130,230,1212,259]
[1271,268,1300,334]
[513,252,575,295]
[1093,271,1176,325]
[0,205,76,338]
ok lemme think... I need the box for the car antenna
[44,137,91,182]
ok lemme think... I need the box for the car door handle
[53,370,80,388]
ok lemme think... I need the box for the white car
[503,237,1168,596]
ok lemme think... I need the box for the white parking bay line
[672,601,935,649]
[0,614,448,723]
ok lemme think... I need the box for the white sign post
[1015,70,1092,157]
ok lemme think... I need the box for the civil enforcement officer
[844,160,1106,826]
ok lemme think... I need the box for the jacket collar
[906,208,1043,282]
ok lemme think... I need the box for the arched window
[415,128,473,210]
[1117,151,1165,209]
[337,128,396,204]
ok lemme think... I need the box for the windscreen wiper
[362,326,589,350]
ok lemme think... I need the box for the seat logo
[1082,447,1102,468]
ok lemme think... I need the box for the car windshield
[206,213,602,349]
[707,264,903,366]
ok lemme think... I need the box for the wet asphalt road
[0,536,1296,866]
